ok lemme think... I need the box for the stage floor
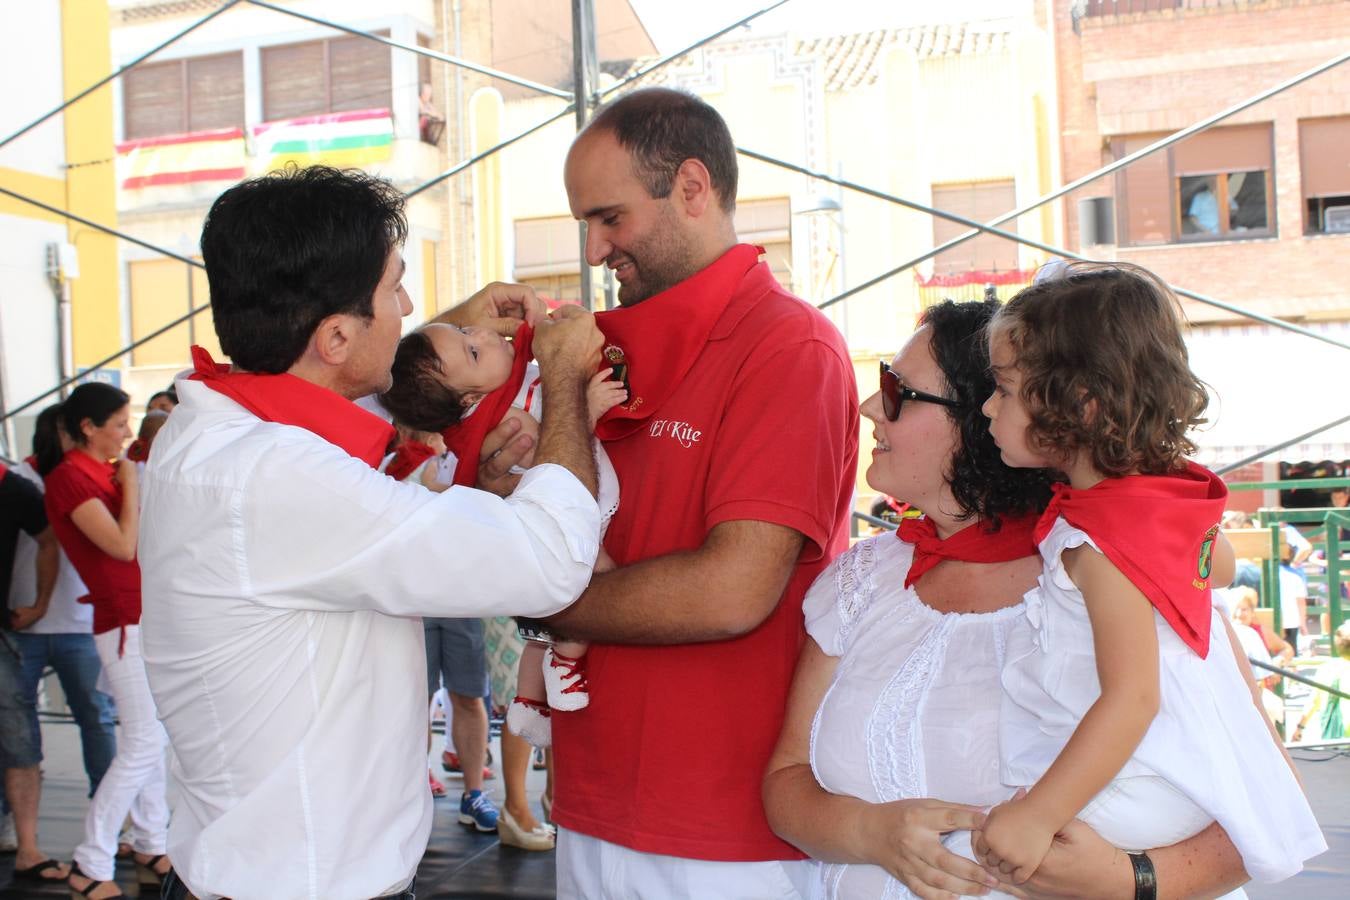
[2,720,1345,898]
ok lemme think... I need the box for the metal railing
[0,0,1346,479]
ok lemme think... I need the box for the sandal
[13,858,68,881]
[66,861,126,899]
[133,852,171,887]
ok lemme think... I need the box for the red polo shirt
[552,253,859,860]
[44,449,141,635]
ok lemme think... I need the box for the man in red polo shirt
[547,87,859,896]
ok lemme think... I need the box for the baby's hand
[587,368,628,429]
[595,547,617,573]
[971,796,1054,885]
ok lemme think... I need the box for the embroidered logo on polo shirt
[648,419,703,448]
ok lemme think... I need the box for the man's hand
[533,305,604,380]
[435,282,547,336]
[476,417,535,497]
[529,306,604,498]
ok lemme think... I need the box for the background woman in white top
[764,299,1256,900]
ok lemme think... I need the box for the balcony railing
[1084,0,1251,16]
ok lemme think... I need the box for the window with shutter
[124,54,243,140]
[186,53,245,133]
[931,181,1018,276]
[123,60,186,140]
[329,34,392,113]
[1299,117,1350,235]
[262,31,392,123]
[1112,123,1274,245]
[262,41,327,122]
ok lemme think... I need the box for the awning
[1185,320,1350,467]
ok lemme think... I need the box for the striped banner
[115,128,246,190]
[253,108,393,170]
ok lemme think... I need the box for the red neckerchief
[385,440,437,482]
[126,439,150,462]
[61,448,122,507]
[594,244,764,441]
[189,346,393,469]
[896,513,1040,588]
[1034,461,1227,658]
[441,323,535,488]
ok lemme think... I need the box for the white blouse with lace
[804,535,1023,900]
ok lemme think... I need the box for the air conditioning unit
[1326,205,1350,234]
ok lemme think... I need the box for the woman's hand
[859,799,995,900]
[115,457,138,490]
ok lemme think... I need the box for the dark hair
[147,389,177,410]
[32,404,65,477]
[921,298,1056,527]
[586,87,738,213]
[989,261,1208,477]
[61,383,130,446]
[379,331,467,433]
[200,164,408,373]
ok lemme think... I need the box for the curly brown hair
[989,261,1208,477]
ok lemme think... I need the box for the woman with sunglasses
[763,299,1251,899]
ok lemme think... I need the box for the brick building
[1049,0,1350,485]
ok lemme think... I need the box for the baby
[380,321,623,748]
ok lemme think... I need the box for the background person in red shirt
[546,87,859,897]
[44,382,171,897]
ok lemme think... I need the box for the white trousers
[557,827,817,900]
[74,625,170,881]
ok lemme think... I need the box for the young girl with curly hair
[976,262,1325,889]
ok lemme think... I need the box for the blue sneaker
[458,789,499,833]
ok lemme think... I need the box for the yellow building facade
[0,0,119,453]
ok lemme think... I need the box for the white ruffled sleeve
[1038,517,1101,595]
[804,536,883,657]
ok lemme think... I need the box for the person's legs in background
[71,627,169,889]
[1,632,69,880]
[424,621,449,798]
[16,631,116,797]
[481,615,552,849]
[435,617,498,832]
[498,727,554,849]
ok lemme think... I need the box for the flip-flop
[13,858,67,881]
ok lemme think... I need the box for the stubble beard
[615,206,698,307]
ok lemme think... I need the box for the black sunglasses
[879,361,962,422]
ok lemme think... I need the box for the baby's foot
[544,647,589,711]
[506,697,552,748]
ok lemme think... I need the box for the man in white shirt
[140,165,604,900]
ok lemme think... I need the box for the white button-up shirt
[139,380,599,899]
